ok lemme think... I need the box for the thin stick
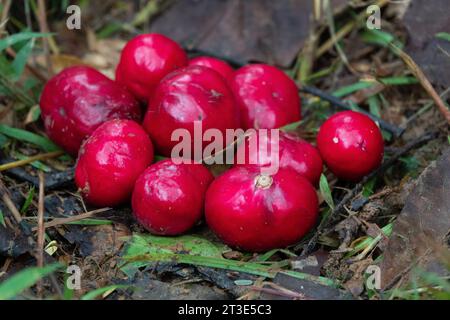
[392,44,450,124]
[0,175,23,223]
[36,0,53,75]
[31,207,112,231]
[0,150,64,172]
[0,0,11,36]
[36,171,45,297]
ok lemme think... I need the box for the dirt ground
[0,0,449,300]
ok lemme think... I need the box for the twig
[392,44,450,124]
[31,207,112,231]
[36,171,45,296]
[300,85,405,137]
[302,131,439,256]
[0,174,23,224]
[0,150,64,172]
[0,0,11,36]
[36,0,53,76]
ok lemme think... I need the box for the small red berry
[75,119,154,207]
[116,33,188,101]
[205,167,318,252]
[235,130,323,185]
[231,64,301,130]
[40,66,141,155]
[317,111,384,181]
[143,65,240,157]
[189,56,234,82]
[132,159,214,235]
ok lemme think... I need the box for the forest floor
[0,0,449,300]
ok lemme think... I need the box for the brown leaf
[380,147,450,290]
[403,0,450,89]
[150,0,347,67]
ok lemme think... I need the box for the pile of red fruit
[40,33,384,252]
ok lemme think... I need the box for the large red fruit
[189,56,234,82]
[115,33,188,101]
[75,119,153,207]
[231,64,301,130]
[235,130,323,185]
[132,159,214,235]
[317,111,384,181]
[40,66,141,155]
[205,167,318,252]
[143,65,240,158]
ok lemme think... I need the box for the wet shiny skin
[132,159,213,235]
[40,66,141,155]
[188,56,235,82]
[205,167,318,252]
[143,65,240,157]
[317,111,384,181]
[231,64,301,130]
[75,120,154,207]
[115,33,188,101]
[235,131,323,186]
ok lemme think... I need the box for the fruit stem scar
[255,174,273,189]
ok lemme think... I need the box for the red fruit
[231,64,301,130]
[205,167,318,252]
[235,130,323,185]
[189,56,234,82]
[75,119,153,207]
[132,159,214,235]
[115,33,188,101]
[143,65,240,158]
[317,111,384,181]
[40,66,141,155]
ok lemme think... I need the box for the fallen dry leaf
[150,0,347,67]
[380,147,450,289]
[403,0,450,89]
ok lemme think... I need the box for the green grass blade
[11,39,35,80]
[0,263,62,300]
[80,285,130,300]
[67,219,113,226]
[0,32,51,52]
[436,32,450,42]
[333,77,418,98]
[124,250,337,287]
[319,174,334,210]
[0,209,5,227]
[0,124,61,152]
[20,186,35,214]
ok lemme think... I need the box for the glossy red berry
[205,167,318,252]
[143,65,240,158]
[189,56,234,82]
[116,33,188,101]
[75,119,154,207]
[317,111,384,181]
[132,159,214,235]
[235,130,323,185]
[40,66,141,155]
[231,64,301,130]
